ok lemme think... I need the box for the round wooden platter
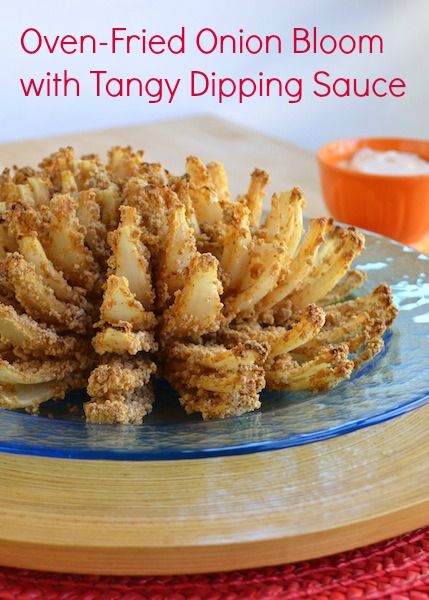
[0,403,428,576]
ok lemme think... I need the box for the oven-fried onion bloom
[0,147,398,422]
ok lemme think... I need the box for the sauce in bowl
[340,147,429,176]
[318,137,429,244]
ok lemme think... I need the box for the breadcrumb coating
[4,253,90,333]
[0,146,398,423]
[84,385,155,424]
[92,328,157,355]
[85,357,156,424]
[87,356,155,401]
[0,304,80,357]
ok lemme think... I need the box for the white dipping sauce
[341,147,429,175]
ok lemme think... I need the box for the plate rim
[0,226,427,460]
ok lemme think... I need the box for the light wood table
[0,114,325,216]
[0,116,428,576]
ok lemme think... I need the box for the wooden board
[0,404,429,575]
[0,115,325,217]
[0,116,428,575]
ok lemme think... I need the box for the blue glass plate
[1,230,428,460]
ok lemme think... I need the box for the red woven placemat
[1,527,429,600]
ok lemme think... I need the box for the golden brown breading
[220,202,252,293]
[77,190,109,264]
[107,205,154,309]
[39,147,76,192]
[266,344,354,392]
[122,178,168,250]
[256,217,328,317]
[0,346,93,413]
[43,194,100,292]
[0,355,87,385]
[166,340,268,419]
[92,327,157,356]
[286,227,365,311]
[98,274,156,331]
[207,161,229,201]
[0,222,18,258]
[0,145,398,423]
[160,253,223,341]
[0,304,79,357]
[219,304,326,360]
[0,380,71,412]
[320,269,367,305]
[18,233,89,309]
[223,238,286,322]
[107,146,145,183]
[3,253,90,333]
[84,384,155,424]
[261,187,305,257]
[324,284,398,328]
[87,356,155,401]
[85,356,156,423]
[242,168,270,228]
[93,183,121,230]
[156,198,198,307]
[178,384,263,420]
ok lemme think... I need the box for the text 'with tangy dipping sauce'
[340,148,429,176]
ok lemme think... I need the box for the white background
[1,0,428,150]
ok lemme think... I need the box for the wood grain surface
[0,114,325,217]
[0,116,427,575]
[0,403,428,575]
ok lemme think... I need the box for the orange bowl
[317,138,429,244]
